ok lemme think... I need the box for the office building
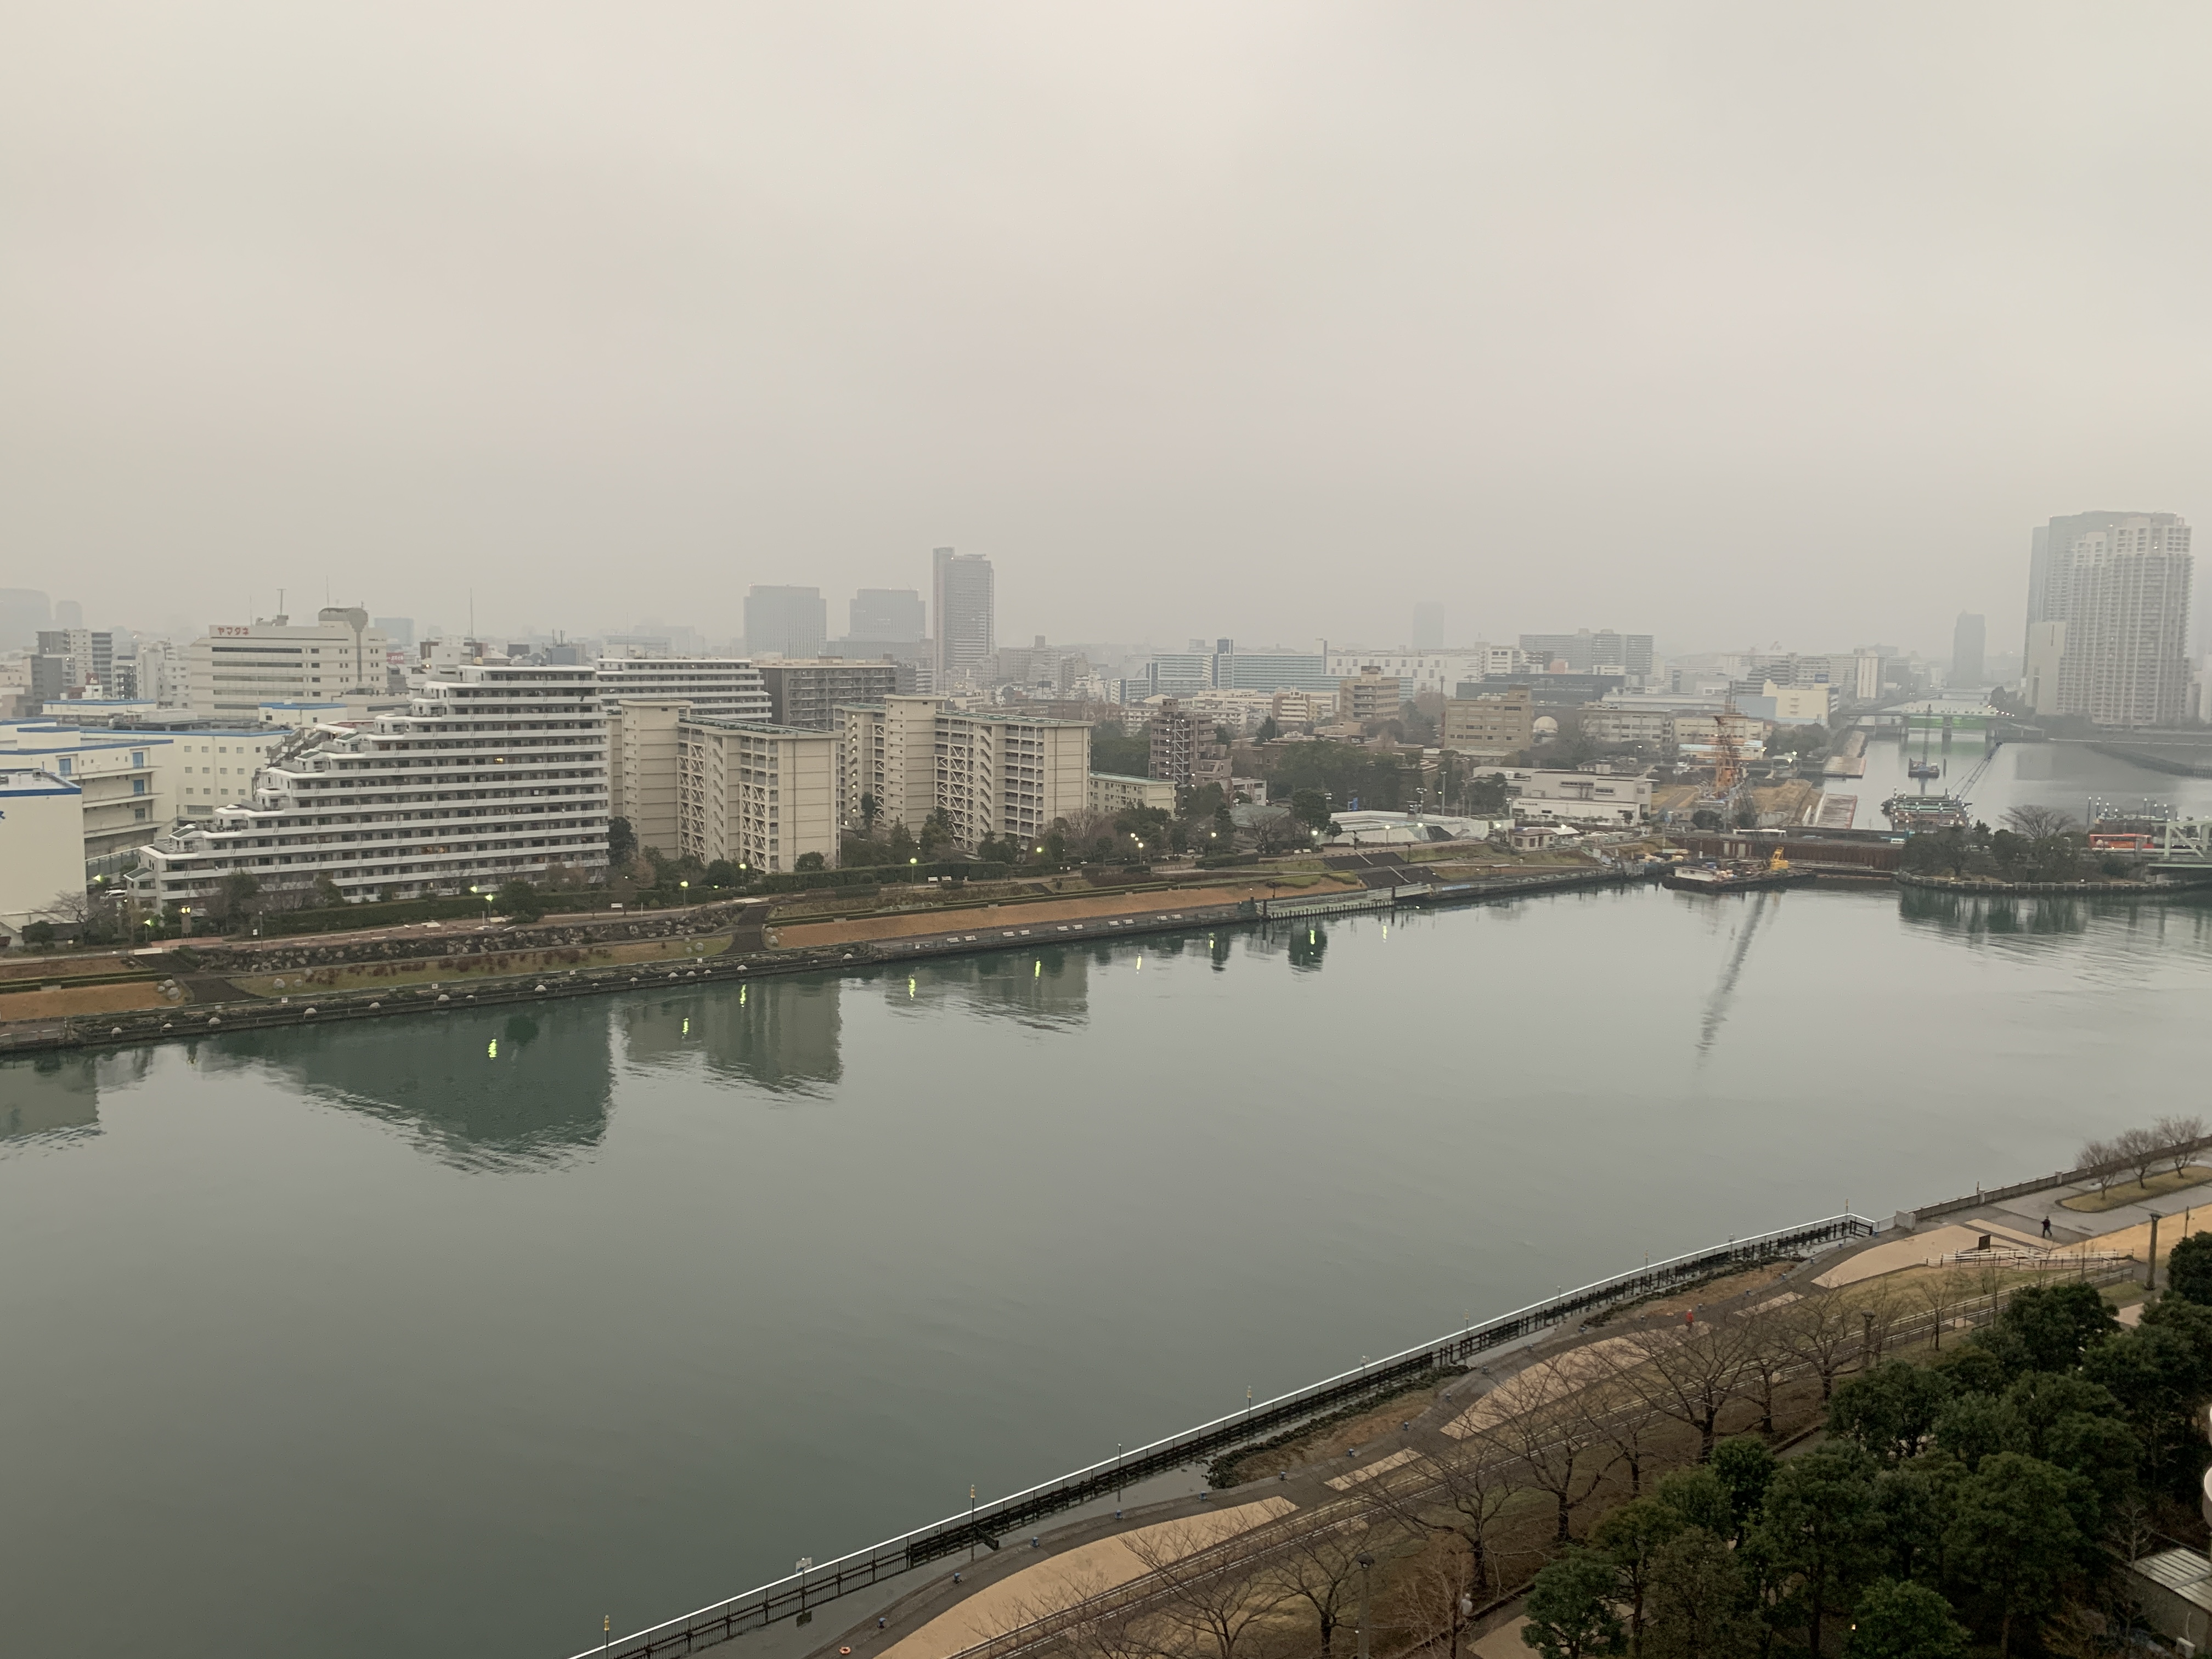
[931,548,995,686]
[840,695,1088,848]
[744,587,828,660]
[1322,648,1511,697]
[1517,631,1655,678]
[2026,513,2193,726]
[849,589,925,642]
[187,609,392,719]
[1440,686,1533,757]
[1951,614,1987,686]
[603,699,691,856]
[592,657,770,721]
[139,665,608,909]
[758,659,900,729]
[0,768,84,944]
[676,718,840,873]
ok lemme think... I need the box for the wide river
[5,737,2211,1659]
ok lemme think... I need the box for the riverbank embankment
[0,862,1637,1056]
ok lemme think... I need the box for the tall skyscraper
[848,589,924,642]
[931,546,995,686]
[1951,613,1986,685]
[2026,513,2193,726]
[1412,602,1446,650]
[743,586,828,659]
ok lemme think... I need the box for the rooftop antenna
[469,588,476,642]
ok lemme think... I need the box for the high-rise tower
[930,547,995,687]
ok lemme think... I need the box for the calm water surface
[6,839,2212,1658]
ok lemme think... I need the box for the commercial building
[1672,713,1769,757]
[757,659,900,729]
[676,717,840,873]
[1440,685,1534,757]
[0,768,83,944]
[1734,681,1831,724]
[138,665,607,910]
[1337,668,1403,724]
[1506,770,1652,827]
[743,587,828,660]
[849,589,926,642]
[1517,630,1655,678]
[1323,648,1508,697]
[604,699,691,856]
[592,657,770,720]
[1575,704,1674,748]
[1470,672,1625,706]
[1088,773,1177,816]
[839,695,1088,848]
[1952,613,1987,686]
[187,610,392,719]
[932,548,996,687]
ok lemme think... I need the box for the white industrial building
[187,608,393,719]
[138,665,607,910]
[0,768,85,944]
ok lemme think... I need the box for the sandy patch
[1814,1226,2036,1288]
[879,1497,1297,1659]
[1325,1448,1419,1491]
[778,883,1353,949]
[1444,1339,1646,1440]
[1471,1617,1532,1659]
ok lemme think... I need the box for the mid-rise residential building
[138,666,607,910]
[605,698,691,857]
[136,638,190,706]
[166,727,288,818]
[743,586,829,659]
[757,659,900,729]
[0,768,83,944]
[592,657,770,720]
[676,717,840,873]
[839,695,1087,848]
[37,628,119,696]
[1337,668,1402,724]
[1440,685,1534,757]
[1087,772,1176,816]
[1148,699,1198,783]
[187,609,391,719]
[0,720,179,864]
[1517,630,1655,678]
[932,548,996,687]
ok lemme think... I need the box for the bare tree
[2004,805,2079,838]
[1911,1267,1968,1352]
[1120,1525,1292,1659]
[2114,1125,2163,1191]
[1277,1518,1395,1656]
[1369,1447,1525,1602]
[2154,1114,2208,1177]
[1575,1369,1668,1497]
[2076,1138,2120,1200]
[1773,1294,1858,1401]
[1391,1535,1477,1659]
[1732,1312,1792,1437]
[1618,1319,1753,1462]
[1466,1359,1610,1541]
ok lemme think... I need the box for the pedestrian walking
[2041,1216,2052,1239]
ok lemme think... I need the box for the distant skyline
[7,5,2208,658]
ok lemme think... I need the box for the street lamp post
[1357,1554,1374,1659]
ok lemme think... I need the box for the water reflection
[1899,887,2212,948]
[878,946,1090,1030]
[1695,892,1775,1058]
[1,1051,102,1144]
[620,978,843,1094]
[206,1006,617,1170]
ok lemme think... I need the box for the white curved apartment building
[139,665,607,909]
[592,657,770,720]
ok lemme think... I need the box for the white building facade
[0,769,86,943]
[593,657,771,721]
[139,666,607,909]
[187,609,392,719]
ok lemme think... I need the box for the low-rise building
[1440,685,1534,757]
[1508,768,1652,827]
[1672,713,1769,758]
[0,720,181,864]
[676,718,840,873]
[1088,772,1176,816]
[0,768,84,943]
[1575,703,1674,748]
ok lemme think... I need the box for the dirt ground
[0,981,171,1020]
[228,933,733,996]
[776,879,1358,949]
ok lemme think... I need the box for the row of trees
[2075,1116,2208,1198]
[1900,806,2130,884]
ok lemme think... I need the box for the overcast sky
[6,3,2209,657]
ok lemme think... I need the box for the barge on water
[1883,792,1971,830]
[1663,851,1816,895]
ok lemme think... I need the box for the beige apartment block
[1336,669,1402,724]
[605,698,691,857]
[840,696,1088,847]
[677,717,840,873]
[1440,685,1533,756]
[1087,772,1176,817]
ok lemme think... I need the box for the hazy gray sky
[7,3,2209,656]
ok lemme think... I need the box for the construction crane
[1709,703,1745,799]
[1952,742,2002,811]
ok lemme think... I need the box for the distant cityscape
[0,511,2197,943]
